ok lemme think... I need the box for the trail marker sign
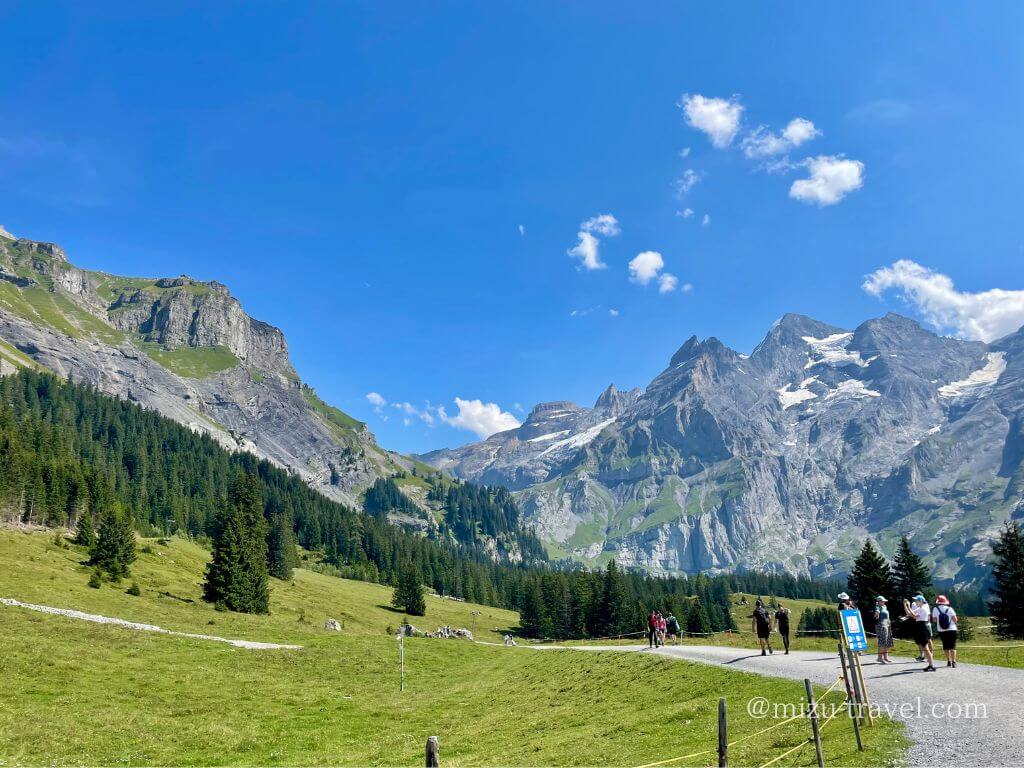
[840,608,868,652]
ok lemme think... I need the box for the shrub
[88,569,103,589]
[126,582,142,596]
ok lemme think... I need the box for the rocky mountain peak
[594,383,642,414]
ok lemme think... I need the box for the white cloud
[681,282,694,294]
[789,155,864,206]
[388,400,435,425]
[681,94,744,148]
[403,417,412,426]
[568,213,620,271]
[441,397,521,438]
[658,273,679,293]
[863,260,1024,342]
[680,147,691,158]
[742,117,820,159]
[676,208,694,219]
[518,224,525,237]
[609,308,620,317]
[568,231,604,271]
[366,392,387,408]
[701,213,710,227]
[629,251,665,285]
[675,169,702,195]
[581,213,620,236]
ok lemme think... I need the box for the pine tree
[595,560,630,637]
[74,509,96,548]
[203,473,270,614]
[392,562,427,616]
[686,598,712,635]
[267,513,298,581]
[518,579,546,637]
[892,537,932,603]
[90,504,136,580]
[989,522,1024,639]
[847,540,893,630]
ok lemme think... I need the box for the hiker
[666,612,681,645]
[751,599,773,656]
[648,611,660,648]
[902,594,936,672]
[658,612,668,646]
[932,595,959,668]
[504,633,517,647]
[774,603,791,654]
[837,591,856,611]
[873,596,894,664]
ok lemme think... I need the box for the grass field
[0,530,907,766]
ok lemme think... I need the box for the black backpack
[936,606,952,631]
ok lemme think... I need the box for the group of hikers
[839,591,960,672]
[645,592,961,672]
[646,610,682,647]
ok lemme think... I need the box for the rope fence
[631,677,848,768]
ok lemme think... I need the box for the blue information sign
[841,608,868,652]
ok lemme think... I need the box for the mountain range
[421,312,1024,584]
[4,226,1021,584]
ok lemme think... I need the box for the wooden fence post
[426,736,440,767]
[852,653,873,726]
[804,679,824,768]
[838,643,863,751]
[718,697,728,768]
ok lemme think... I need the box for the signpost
[839,608,872,725]
[840,609,868,652]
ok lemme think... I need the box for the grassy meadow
[0,529,907,766]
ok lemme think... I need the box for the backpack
[936,606,953,631]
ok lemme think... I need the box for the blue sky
[1,3,1022,453]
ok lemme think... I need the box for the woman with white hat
[932,595,959,668]
[874,596,894,664]
[902,594,936,672]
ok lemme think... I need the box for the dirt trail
[1,597,303,650]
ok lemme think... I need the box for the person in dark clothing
[774,604,791,654]
[648,611,660,648]
[751,600,773,655]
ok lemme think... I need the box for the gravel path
[1,597,303,650]
[544,643,1024,767]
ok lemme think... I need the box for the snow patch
[802,333,869,369]
[777,377,819,409]
[824,379,881,401]
[938,353,1006,399]
[540,418,616,456]
[527,430,570,443]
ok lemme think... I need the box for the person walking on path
[874,596,894,664]
[932,595,959,668]
[902,594,936,672]
[658,613,668,646]
[752,599,773,656]
[648,611,660,648]
[666,612,681,645]
[774,603,791,654]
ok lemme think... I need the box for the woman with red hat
[932,595,959,668]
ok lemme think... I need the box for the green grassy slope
[0,530,906,766]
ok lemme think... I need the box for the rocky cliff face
[421,312,1024,583]
[0,231,402,506]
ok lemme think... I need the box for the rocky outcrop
[422,312,1024,584]
[108,281,295,376]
